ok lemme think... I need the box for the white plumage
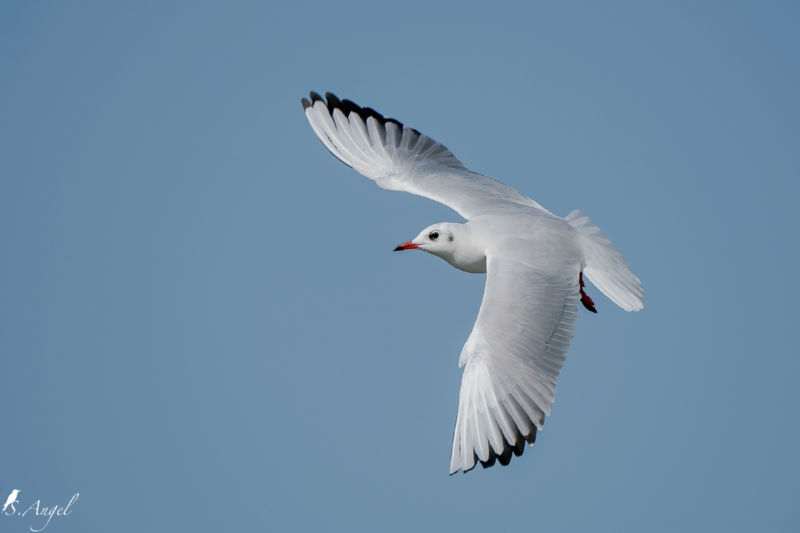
[301,92,643,473]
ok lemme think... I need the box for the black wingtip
[303,91,417,135]
[451,427,538,474]
[527,428,537,445]
[301,97,312,110]
[339,98,362,117]
[324,92,341,109]
[480,452,497,469]
[497,447,513,466]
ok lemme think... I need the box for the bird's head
[393,222,461,257]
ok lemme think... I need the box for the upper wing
[450,247,580,473]
[301,92,547,219]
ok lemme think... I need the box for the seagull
[301,92,643,474]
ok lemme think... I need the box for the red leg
[579,272,597,313]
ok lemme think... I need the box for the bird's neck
[444,229,488,273]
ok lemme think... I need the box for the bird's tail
[565,210,644,311]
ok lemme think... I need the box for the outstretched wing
[301,92,546,219]
[451,247,580,473]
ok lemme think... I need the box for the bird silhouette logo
[2,489,20,513]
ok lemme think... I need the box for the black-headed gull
[301,92,643,474]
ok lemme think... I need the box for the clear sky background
[1,1,798,532]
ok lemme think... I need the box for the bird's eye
[429,231,439,241]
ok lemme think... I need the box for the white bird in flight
[301,92,643,474]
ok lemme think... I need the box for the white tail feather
[565,210,644,312]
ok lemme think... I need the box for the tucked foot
[579,272,597,313]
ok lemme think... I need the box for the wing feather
[450,253,580,474]
[302,92,547,219]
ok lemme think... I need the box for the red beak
[393,241,419,251]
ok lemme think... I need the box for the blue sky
[1,1,798,531]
